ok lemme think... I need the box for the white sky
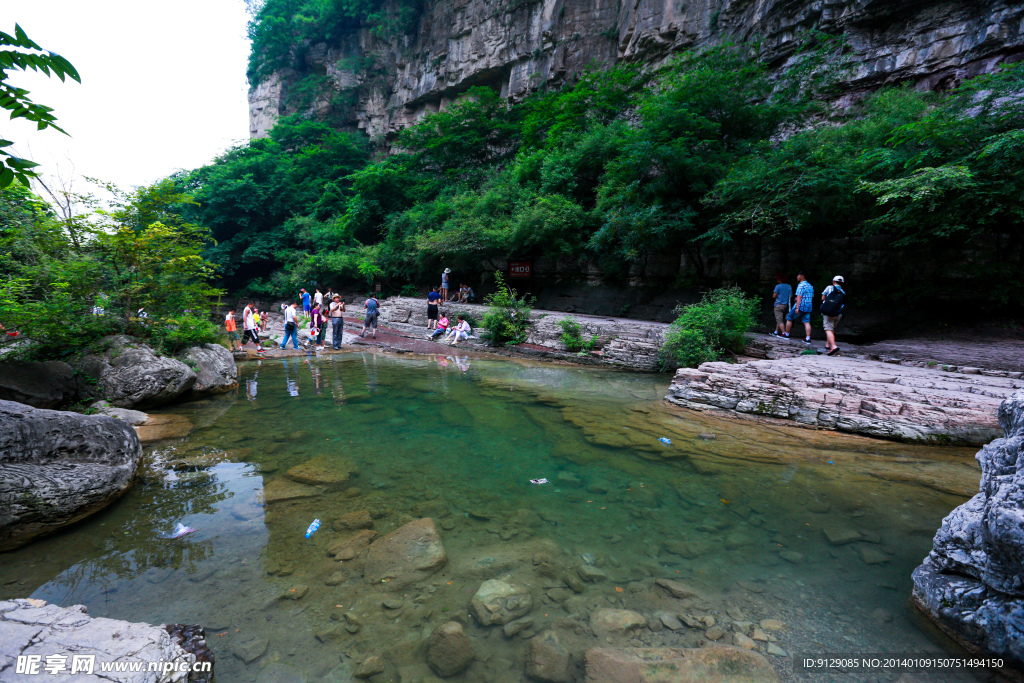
[5,0,252,192]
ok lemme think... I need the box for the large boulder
[585,645,779,683]
[364,518,447,589]
[426,621,475,677]
[178,344,237,397]
[76,336,196,409]
[912,389,1024,665]
[0,599,211,681]
[0,400,142,551]
[0,360,77,409]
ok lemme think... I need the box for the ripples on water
[0,352,989,681]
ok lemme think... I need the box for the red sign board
[509,261,532,278]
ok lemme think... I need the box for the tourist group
[769,273,847,355]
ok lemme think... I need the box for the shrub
[481,272,534,346]
[557,317,599,352]
[449,310,479,329]
[146,315,224,355]
[660,286,757,368]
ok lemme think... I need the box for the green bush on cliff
[660,287,757,369]
[481,272,534,347]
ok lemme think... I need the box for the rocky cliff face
[250,0,1024,139]
[912,389,1024,667]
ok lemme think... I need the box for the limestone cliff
[249,0,1024,139]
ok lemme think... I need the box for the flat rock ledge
[0,599,211,682]
[912,389,1024,669]
[667,355,1022,446]
[0,400,143,551]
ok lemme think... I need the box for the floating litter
[529,478,549,485]
[658,437,672,445]
[829,461,834,464]
[159,522,196,539]
[305,518,321,539]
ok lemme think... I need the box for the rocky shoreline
[0,599,213,682]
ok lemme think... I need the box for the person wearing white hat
[441,268,451,302]
[820,275,846,356]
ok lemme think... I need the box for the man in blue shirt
[300,288,311,313]
[785,271,814,344]
[427,287,441,330]
[770,274,792,337]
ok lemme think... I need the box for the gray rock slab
[0,400,142,551]
[0,599,202,681]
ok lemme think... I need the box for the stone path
[668,355,1023,446]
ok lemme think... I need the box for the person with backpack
[360,294,380,338]
[820,275,846,356]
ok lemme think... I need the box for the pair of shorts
[364,313,378,328]
[773,304,789,326]
[787,309,810,324]
[227,331,239,341]
[823,315,841,332]
[427,304,438,320]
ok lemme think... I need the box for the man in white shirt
[280,302,300,350]
[314,288,324,309]
[242,303,264,352]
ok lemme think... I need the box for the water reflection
[0,353,986,682]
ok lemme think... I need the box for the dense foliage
[481,272,533,346]
[660,287,758,368]
[0,24,80,188]
[0,181,223,359]
[174,41,1024,307]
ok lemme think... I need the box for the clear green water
[0,353,988,682]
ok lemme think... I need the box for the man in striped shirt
[785,271,814,344]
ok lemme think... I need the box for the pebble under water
[0,352,994,682]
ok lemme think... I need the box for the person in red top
[225,309,240,351]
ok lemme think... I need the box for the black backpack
[820,287,845,316]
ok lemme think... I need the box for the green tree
[0,24,80,187]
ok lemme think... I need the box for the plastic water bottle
[658,437,672,445]
[305,518,321,539]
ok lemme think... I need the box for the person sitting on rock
[448,315,472,345]
[430,315,450,340]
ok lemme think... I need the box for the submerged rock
[285,454,357,489]
[590,609,645,638]
[471,579,533,625]
[525,630,570,682]
[0,400,142,551]
[364,517,447,589]
[912,389,1024,666]
[427,621,475,677]
[0,599,209,679]
[585,645,778,682]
